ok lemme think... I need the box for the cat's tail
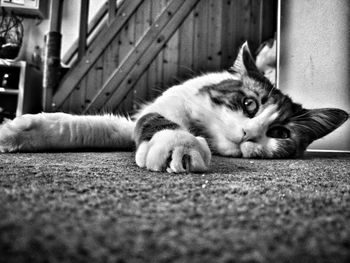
[0,113,135,152]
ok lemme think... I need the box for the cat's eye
[243,97,258,117]
[266,126,290,139]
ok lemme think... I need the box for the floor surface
[0,152,349,263]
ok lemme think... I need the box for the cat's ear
[296,108,348,142]
[230,41,260,75]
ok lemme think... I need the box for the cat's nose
[242,128,260,142]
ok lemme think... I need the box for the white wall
[279,0,350,151]
[17,0,105,62]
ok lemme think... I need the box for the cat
[0,42,348,173]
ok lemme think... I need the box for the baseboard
[307,149,350,154]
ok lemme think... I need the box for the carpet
[0,152,349,263]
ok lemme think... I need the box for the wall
[279,0,350,151]
[17,0,105,63]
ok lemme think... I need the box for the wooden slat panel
[134,0,152,42]
[118,17,136,64]
[68,79,86,113]
[109,0,197,112]
[146,0,168,101]
[207,0,223,71]
[236,0,262,52]
[117,0,163,114]
[102,36,119,84]
[221,0,237,69]
[85,56,104,109]
[130,71,148,112]
[61,95,70,112]
[83,0,200,113]
[132,0,152,111]
[53,0,144,110]
[78,0,89,60]
[147,53,162,100]
[117,11,136,114]
[178,9,195,80]
[193,0,209,72]
[108,0,117,24]
[162,30,179,89]
[249,0,264,51]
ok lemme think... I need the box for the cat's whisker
[266,84,275,98]
[178,65,197,77]
[290,111,312,120]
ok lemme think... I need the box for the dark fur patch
[200,79,245,111]
[202,79,243,93]
[134,113,180,147]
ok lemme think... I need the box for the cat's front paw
[0,115,34,152]
[135,130,211,173]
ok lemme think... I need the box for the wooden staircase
[45,0,277,115]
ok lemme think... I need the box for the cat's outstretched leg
[0,113,135,152]
[134,113,211,173]
[0,114,40,152]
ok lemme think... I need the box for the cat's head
[204,42,348,158]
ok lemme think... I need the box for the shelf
[0,60,42,119]
[0,87,19,95]
[0,0,48,19]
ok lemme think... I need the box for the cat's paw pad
[135,130,211,173]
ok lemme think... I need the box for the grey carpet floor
[0,152,349,263]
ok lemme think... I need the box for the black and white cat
[0,42,348,173]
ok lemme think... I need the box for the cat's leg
[0,113,43,152]
[134,113,211,173]
[0,113,87,152]
[0,113,135,152]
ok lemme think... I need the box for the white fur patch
[135,129,211,173]
[135,71,241,127]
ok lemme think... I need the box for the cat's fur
[0,42,348,173]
